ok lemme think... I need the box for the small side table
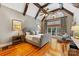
[57,40,70,56]
[12,34,25,45]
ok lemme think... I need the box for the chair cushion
[26,35,33,40]
[32,37,40,43]
[26,32,30,35]
[26,34,43,43]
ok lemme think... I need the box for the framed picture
[12,20,22,31]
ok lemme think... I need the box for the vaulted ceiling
[27,3,73,20]
[30,3,61,20]
[1,3,76,20]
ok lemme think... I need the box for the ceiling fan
[40,3,63,16]
[40,7,50,16]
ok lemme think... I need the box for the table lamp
[71,25,79,39]
[71,25,79,31]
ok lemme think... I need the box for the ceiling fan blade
[44,7,49,11]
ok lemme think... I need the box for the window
[52,27,56,35]
[48,27,51,34]
[47,26,61,35]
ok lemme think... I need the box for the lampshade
[71,25,79,31]
[13,20,22,31]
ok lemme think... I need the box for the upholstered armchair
[25,33,51,47]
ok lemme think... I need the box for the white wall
[1,3,39,18]
[46,3,60,11]
[2,3,26,13]
[63,3,79,25]
[63,3,76,13]
[74,11,79,25]
[0,5,39,43]
[26,3,39,18]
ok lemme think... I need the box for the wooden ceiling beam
[50,3,73,15]
[23,3,29,16]
[41,3,50,8]
[41,16,46,21]
[49,8,61,12]
[33,3,41,8]
[41,8,48,14]
[33,3,41,19]
[62,7,73,16]
[35,8,41,19]
[34,3,48,19]
[33,3,48,14]
[49,7,73,16]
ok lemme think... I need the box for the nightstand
[12,34,25,45]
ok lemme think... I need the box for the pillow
[35,31,40,35]
[29,30,35,35]
[26,32,30,35]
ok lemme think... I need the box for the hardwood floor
[0,43,50,56]
[0,38,76,56]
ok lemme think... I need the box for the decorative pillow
[31,31,36,35]
[29,30,35,35]
[26,32,30,35]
